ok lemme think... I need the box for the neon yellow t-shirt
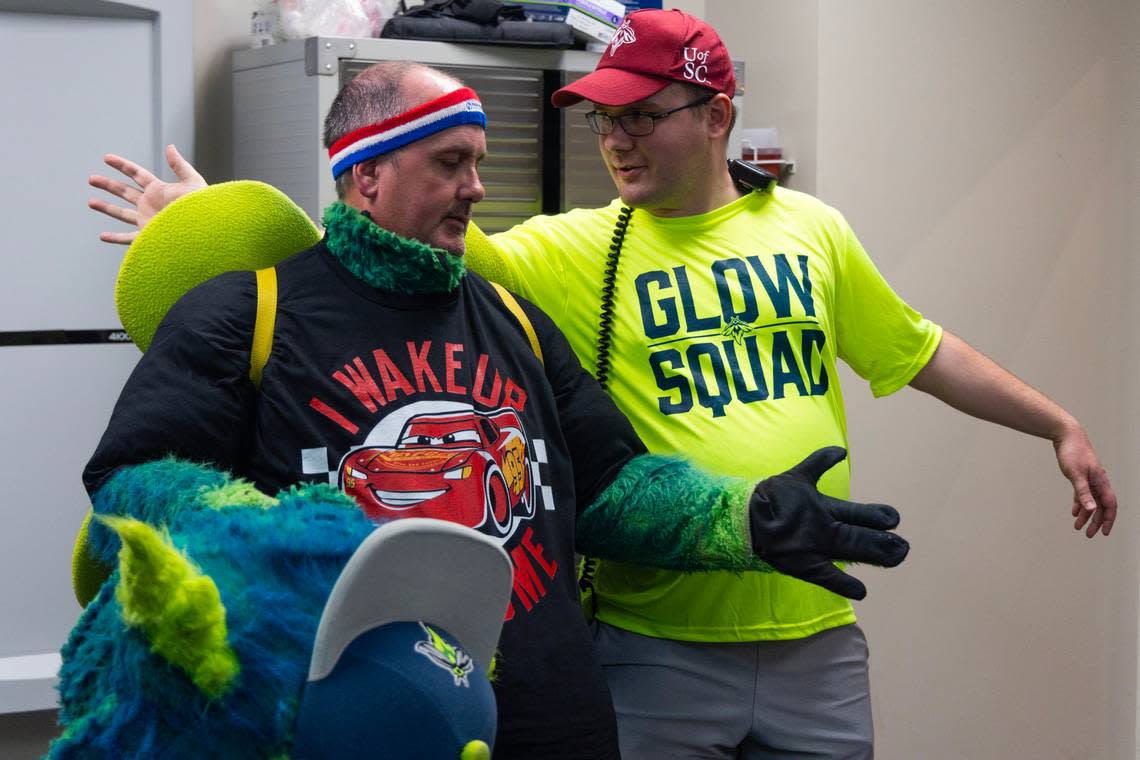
[468,187,942,641]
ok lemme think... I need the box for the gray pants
[592,621,873,760]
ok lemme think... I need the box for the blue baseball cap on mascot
[294,519,511,760]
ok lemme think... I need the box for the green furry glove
[577,449,908,600]
[576,455,763,573]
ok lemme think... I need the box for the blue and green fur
[50,458,376,759]
[577,454,771,573]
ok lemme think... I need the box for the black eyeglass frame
[584,93,716,137]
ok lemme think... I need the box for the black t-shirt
[85,240,645,758]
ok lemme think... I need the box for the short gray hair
[323,61,462,198]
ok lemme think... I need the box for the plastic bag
[277,0,373,39]
[360,0,400,36]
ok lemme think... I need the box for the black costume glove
[749,446,909,600]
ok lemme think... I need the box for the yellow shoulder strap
[250,267,277,387]
[490,281,543,366]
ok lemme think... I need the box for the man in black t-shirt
[84,61,909,759]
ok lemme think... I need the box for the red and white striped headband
[328,87,486,179]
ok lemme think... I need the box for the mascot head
[51,459,511,759]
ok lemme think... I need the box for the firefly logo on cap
[415,623,475,687]
[608,19,636,55]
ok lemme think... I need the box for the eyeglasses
[584,94,715,136]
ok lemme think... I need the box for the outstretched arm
[909,329,1117,537]
[88,144,207,244]
[577,446,909,600]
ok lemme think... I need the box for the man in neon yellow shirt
[89,10,1117,757]
[464,11,1116,756]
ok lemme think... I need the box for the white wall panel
[0,12,153,330]
[0,0,192,720]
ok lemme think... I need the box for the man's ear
[351,159,381,199]
[706,93,734,140]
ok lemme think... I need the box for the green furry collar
[322,202,466,295]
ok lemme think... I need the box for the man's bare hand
[88,144,207,245]
[1056,424,1117,537]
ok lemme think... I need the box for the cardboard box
[565,6,621,43]
[512,0,627,43]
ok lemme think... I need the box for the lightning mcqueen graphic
[339,408,535,536]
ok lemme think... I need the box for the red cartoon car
[339,408,535,536]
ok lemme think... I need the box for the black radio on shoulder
[728,159,777,193]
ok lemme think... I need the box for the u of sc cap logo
[608,19,636,55]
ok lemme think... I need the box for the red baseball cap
[551,9,736,108]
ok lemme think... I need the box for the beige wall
[707,0,819,194]
[667,0,705,21]
[1123,0,1140,753]
[808,1,1136,758]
